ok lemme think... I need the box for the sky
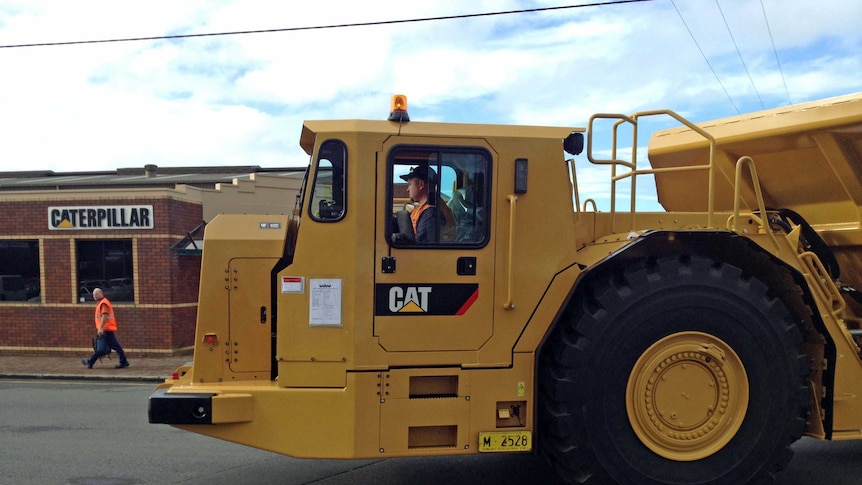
[1,0,861,209]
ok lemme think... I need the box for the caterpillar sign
[48,205,154,230]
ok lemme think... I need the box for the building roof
[0,165,306,191]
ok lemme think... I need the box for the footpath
[0,353,192,383]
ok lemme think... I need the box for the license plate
[478,431,532,452]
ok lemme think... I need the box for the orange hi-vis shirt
[94,298,118,332]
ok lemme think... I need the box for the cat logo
[389,286,432,313]
[375,283,479,317]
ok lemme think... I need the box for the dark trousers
[86,331,128,366]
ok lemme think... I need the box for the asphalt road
[1,379,861,485]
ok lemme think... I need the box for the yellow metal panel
[513,263,583,354]
[302,119,581,146]
[189,214,288,384]
[229,258,278,375]
[211,393,253,424]
[380,397,471,454]
[382,367,470,399]
[467,353,535,436]
[476,134,581,365]
[279,131,375,374]
[278,361,347,388]
[173,371,383,459]
[378,367,471,454]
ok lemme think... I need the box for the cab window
[389,146,490,247]
[309,140,347,222]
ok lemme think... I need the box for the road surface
[0,379,859,484]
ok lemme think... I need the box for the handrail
[586,110,718,231]
[587,113,637,169]
[569,158,580,219]
[504,195,517,310]
[587,114,636,232]
[729,156,780,251]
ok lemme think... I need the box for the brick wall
[42,239,72,304]
[0,195,203,355]
[2,304,197,355]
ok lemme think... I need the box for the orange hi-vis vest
[94,298,118,332]
[410,202,433,236]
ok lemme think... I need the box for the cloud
[0,0,860,175]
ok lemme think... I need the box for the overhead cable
[760,0,793,105]
[670,0,740,114]
[0,0,652,49]
[715,0,764,109]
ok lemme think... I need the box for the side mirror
[564,132,584,155]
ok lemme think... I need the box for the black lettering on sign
[139,208,151,227]
[47,205,155,230]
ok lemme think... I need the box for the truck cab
[150,97,585,458]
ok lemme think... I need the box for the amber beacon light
[388,94,410,122]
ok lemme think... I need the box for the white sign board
[49,205,154,230]
[309,278,342,327]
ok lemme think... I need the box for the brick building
[0,165,302,356]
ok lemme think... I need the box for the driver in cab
[393,165,454,244]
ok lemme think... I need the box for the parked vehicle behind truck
[149,93,862,484]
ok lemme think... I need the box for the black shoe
[81,359,93,369]
[115,362,130,369]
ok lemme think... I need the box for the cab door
[373,137,495,353]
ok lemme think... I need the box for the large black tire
[539,256,809,485]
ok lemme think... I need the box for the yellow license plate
[478,431,532,452]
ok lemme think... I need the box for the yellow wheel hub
[626,331,748,461]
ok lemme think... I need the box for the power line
[715,0,764,109]
[670,0,740,114]
[0,0,651,49]
[760,0,793,105]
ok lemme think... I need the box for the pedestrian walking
[82,287,130,369]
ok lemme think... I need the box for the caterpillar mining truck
[149,93,862,484]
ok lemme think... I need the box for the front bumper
[148,388,215,424]
[148,388,255,425]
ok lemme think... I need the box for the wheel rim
[626,331,749,461]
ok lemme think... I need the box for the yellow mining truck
[149,93,862,484]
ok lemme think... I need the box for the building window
[77,240,134,302]
[0,240,39,302]
[389,146,490,247]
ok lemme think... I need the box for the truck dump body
[649,93,862,287]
